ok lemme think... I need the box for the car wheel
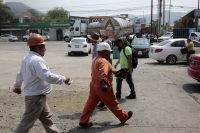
[166,55,177,65]
[68,52,71,56]
[23,38,27,42]
[9,39,12,42]
[157,60,164,63]
[64,37,70,42]
[145,52,149,58]
[85,53,88,56]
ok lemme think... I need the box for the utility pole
[163,0,165,33]
[158,0,162,34]
[197,0,199,32]
[151,0,153,34]
[168,0,171,31]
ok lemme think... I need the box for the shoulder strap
[123,46,128,59]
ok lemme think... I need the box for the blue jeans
[116,73,135,95]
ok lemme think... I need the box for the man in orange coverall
[79,42,133,128]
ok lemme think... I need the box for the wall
[49,29,57,41]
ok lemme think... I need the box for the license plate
[138,51,142,55]
[75,45,79,48]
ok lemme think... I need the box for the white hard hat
[97,42,112,52]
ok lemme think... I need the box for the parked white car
[68,38,91,56]
[0,34,18,42]
[157,33,173,43]
[149,39,200,65]
[22,33,47,42]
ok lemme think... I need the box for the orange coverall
[80,55,129,124]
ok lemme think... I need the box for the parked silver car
[0,34,18,42]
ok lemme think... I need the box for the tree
[174,17,194,28]
[27,9,44,22]
[0,0,14,23]
[43,7,69,22]
[27,9,41,22]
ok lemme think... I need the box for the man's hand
[101,80,107,92]
[114,60,120,69]
[13,88,22,94]
[102,84,107,92]
[114,64,118,69]
[65,77,70,85]
[128,69,132,74]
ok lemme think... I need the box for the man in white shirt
[13,34,70,133]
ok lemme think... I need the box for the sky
[4,0,200,17]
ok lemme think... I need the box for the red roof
[20,13,35,18]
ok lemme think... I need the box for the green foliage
[174,17,194,28]
[0,0,14,23]
[43,7,69,22]
[27,9,44,22]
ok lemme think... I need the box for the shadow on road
[182,83,200,94]
[145,62,188,67]
[58,109,100,120]
[182,83,200,104]
[64,53,89,57]
[58,112,82,120]
[66,121,128,133]
[117,98,126,104]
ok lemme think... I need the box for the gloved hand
[101,84,107,92]
[13,88,22,94]
[65,77,71,85]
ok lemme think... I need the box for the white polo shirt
[14,51,66,96]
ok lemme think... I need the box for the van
[189,32,200,42]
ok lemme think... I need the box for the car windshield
[163,34,172,37]
[157,40,171,46]
[71,39,85,43]
[131,39,149,45]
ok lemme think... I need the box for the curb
[0,40,8,42]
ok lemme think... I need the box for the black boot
[125,93,136,99]
[79,122,93,128]
[96,101,106,109]
[116,93,121,99]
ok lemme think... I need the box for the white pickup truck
[22,33,47,42]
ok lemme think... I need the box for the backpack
[123,45,138,69]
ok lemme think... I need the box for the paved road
[0,41,200,133]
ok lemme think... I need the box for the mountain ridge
[6,2,44,16]
[5,1,189,24]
